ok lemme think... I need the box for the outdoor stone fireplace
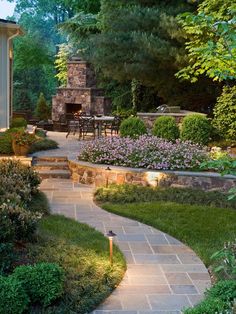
[52,57,111,121]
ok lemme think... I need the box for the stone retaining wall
[68,160,236,192]
[0,156,32,166]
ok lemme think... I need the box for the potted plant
[12,130,36,156]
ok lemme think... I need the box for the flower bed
[78,135,208,170]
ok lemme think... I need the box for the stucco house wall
[0,19,22,130]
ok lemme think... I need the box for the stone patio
[31,131,83,160]
[40,178,211,314]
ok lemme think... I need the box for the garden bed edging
[68,160,236,192]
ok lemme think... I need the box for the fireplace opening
[65,103,82,114]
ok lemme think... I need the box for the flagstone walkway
[40,178,211,314]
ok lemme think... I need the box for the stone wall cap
[69,159,236,179]
[137,111,206,117]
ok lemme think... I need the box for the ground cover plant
[95,185,236,266]
[28,215,126,313]
[79,135,207,170]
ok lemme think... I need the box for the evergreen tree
[35,93,50,121]
[80,0,218,109]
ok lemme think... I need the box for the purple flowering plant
[78,135,208,171]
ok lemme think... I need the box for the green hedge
[13,263,65,306]
[95,184,236,209]
[0,275,29,314]
[152,116,179,141]
[181,114,212,145]
[120,116,147,138]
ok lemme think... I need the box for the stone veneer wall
[68,160,236,191]
[67,61,96,88]
[137,112,206,129]
[52,60,111,121]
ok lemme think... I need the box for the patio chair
[54,113,74,132]
[104,115,121,136]
[66,116,81,138]
[80,116,97,140]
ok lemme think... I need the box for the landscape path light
[105,166,111,188]
[106,230,116,265]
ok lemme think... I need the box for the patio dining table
[69,115,115,138]
[93,116,115,137]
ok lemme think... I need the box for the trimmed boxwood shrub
[152,116,179,141]
[120,116,147,138]
[0,275,29,314]
[213,85,236,140]
[181,114,212,145]
[13,262,65,306]
[10,117,27,128]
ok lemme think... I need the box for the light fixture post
[105,166,111,188]
[106,230,116,265]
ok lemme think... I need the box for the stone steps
[33,156,71,179]
[34,162,69,171]
[34,156,68,162]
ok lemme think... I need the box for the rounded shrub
[152,116,179,141]
[0,275,29,314]
[181,114,211,145]
[120,117,147,138]
[10,117,27,128]
[213,85,236,140]
[13,262,65,306]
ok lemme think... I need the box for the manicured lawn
[98,200,236,267]
[28,214,126,313]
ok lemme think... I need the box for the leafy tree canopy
[176,0,236,82]
[6,0,100,111]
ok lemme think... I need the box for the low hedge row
[95,184,236,209]
[119,114,212,145]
